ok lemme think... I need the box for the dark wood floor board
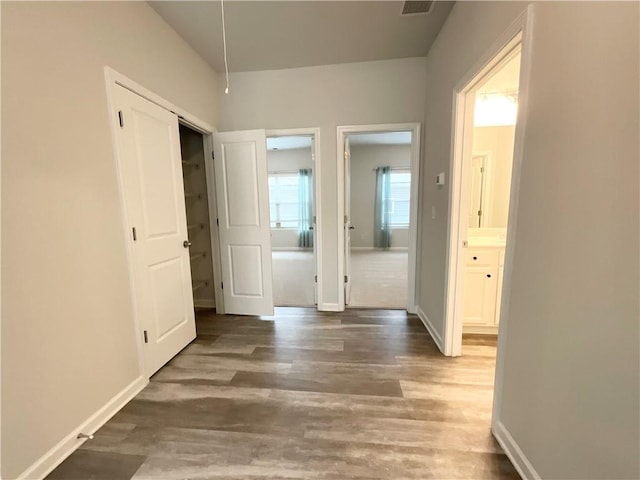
[48,308,519,480]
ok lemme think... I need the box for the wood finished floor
[47,308,518,480]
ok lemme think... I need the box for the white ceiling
[149,1,455,73]
[349,131,412,146]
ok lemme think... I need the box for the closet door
[213,130,274,316]
[114,85,196,377]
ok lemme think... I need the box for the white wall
[267,147,313,249]
[1,2,219,478]
[218,58,426,308]
[472,125,515,228]
[420,2,639,478]
[350,144,411,248]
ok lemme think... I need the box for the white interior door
[344,137,353,305]
[114,85,196,377]
[213,130,274,316]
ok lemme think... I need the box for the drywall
[218,57,426,307]
[267,148,313,249]
[1,2,218,478]
[350,144,411,248]
[421,1,639,478]
[472,125,515,228]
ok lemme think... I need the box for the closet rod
[182,160,200,169]
[187,223,205,231]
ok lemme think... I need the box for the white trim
[463,324,499,335]
[318,302,341,312]
[443,6,533,358]
[194,299,216,309]
[202,132,224,314]
[493,421,541,480]
[266,128,322,311]
[16,376,147,480]
[416,306,444,353]
[104,67,218,377]
[336,123,421,312]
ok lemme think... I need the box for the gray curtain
[374,166,392,249]
[298,169,313,248]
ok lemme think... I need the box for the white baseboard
[17,376,147,480]
[194,299,216,308]
[318,302,341,312]
[463,324,499,335]
[492,420,540,480]
[416,306,444,353]
[350,247,409,251]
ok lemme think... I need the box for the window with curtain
[268,173,299,228]
[389,170,411,227]
[375,167,411,249]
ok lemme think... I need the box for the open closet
[179,124,217,309]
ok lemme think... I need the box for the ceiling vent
[401,0,434,15]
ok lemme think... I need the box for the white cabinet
[462,247,504,333]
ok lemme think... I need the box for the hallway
[47,308,517,479]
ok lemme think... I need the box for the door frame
[103,66,223,378]
[266,128,322,309]
[441,3,533,437]
[336,122,422,313]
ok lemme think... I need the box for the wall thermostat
[436,172,445,185]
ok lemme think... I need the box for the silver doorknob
[349,226,355,230]
[183,240,192,248]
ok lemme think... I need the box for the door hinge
[313,215,316,225]
[344,275,348,283]
[118,111,124,128]
[478,210,482,216]
[216,218,219,227]
[132,227,137,241]
[480,167,484,173]
[143,330,148,344]
[221,282,224,289]
[314,275,317,283]
[212,151,215,160]
[344,215,348,224]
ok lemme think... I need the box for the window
[268,173,299,228]
[389,170,411,227]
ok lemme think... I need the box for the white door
[213,130,274,316]
[114,85,196,377]
[344,137,353,305]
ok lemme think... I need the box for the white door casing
[213,130,274,316]
[113,85,196,377]
[343,137,353,305]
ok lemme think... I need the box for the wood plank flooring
[46,308,518,480]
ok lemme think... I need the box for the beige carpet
[272,250,315,306]
[349,249,408,309]
[272,249,408,309]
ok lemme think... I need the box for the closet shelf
[184,192,202,200]
[182,160,200,169]
[190,252,206,262]
[192,280,208,292]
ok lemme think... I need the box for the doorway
[266,131,320,307]
[444,30,528,355]
[337,123,421,312]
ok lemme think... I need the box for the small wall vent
[401,0,434,15]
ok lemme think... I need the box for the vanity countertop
[466,236,506,248]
